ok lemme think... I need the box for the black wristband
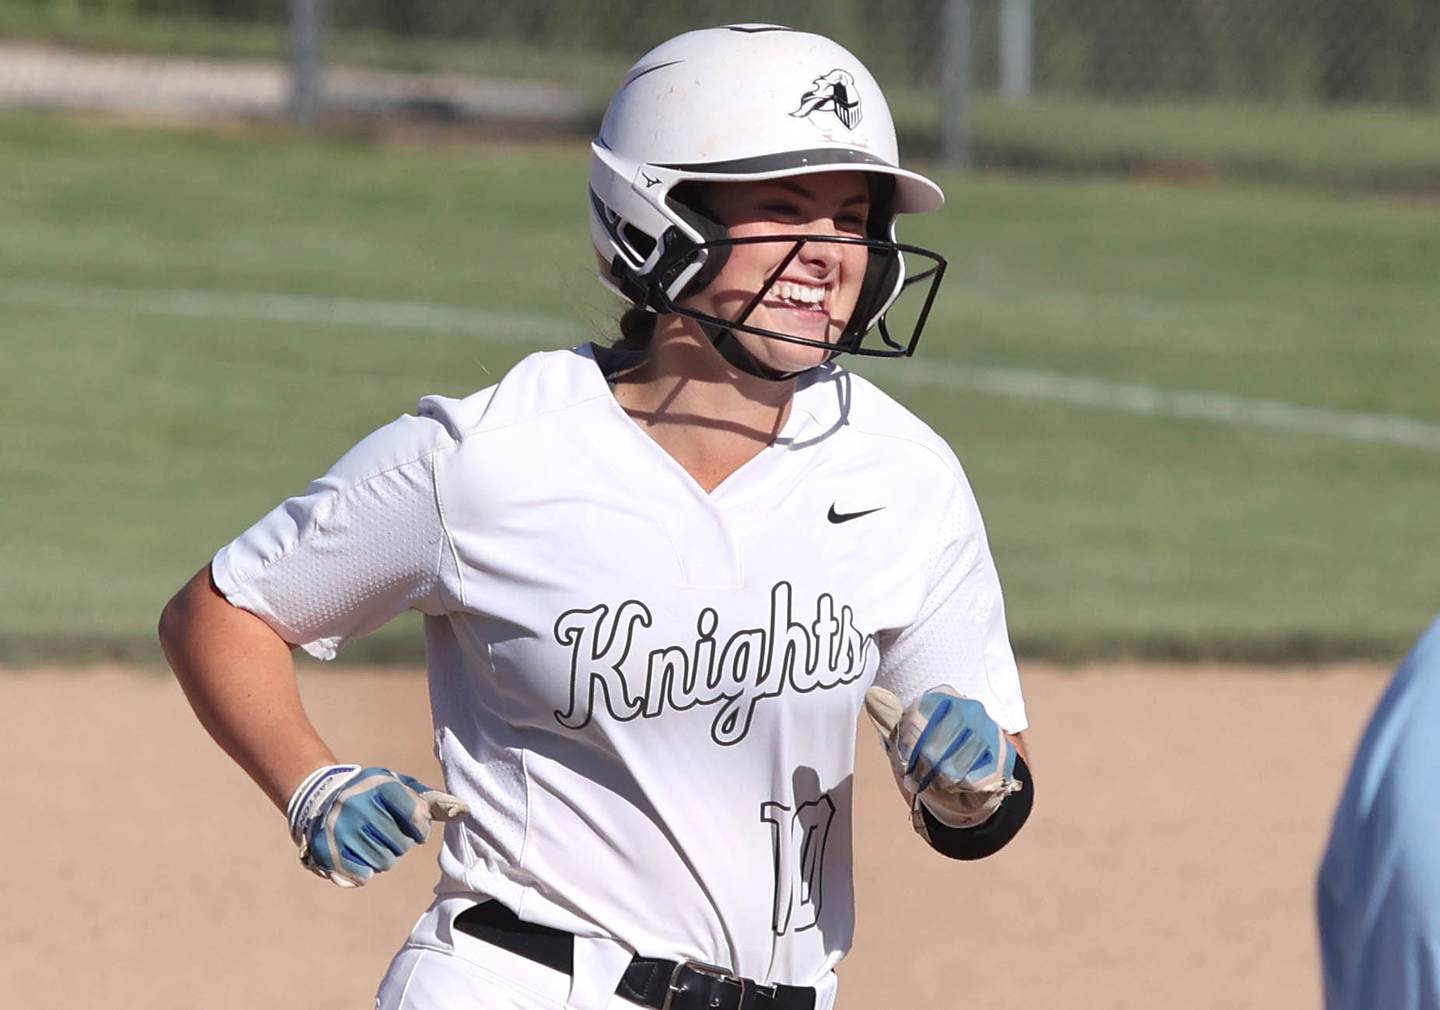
[917,753,1034,861]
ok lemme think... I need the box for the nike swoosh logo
[828,504,885,524]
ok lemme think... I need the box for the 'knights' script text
[552,582,873,745]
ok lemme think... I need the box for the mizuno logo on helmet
[789,70,863,130]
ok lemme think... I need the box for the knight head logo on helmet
[790,70,864,130]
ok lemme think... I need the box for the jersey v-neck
[585,342,835,510]
[580,343,843,589]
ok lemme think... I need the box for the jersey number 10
[761,794,837,935]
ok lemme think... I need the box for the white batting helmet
[589,24,947,368]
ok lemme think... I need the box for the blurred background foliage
[3,0,1438,190]
[4,0,1438,104]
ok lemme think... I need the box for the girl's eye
[764,202,801,217]
[838,214,867,232]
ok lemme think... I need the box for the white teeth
[772,280,826,306]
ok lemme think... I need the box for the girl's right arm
[158,565,338,812]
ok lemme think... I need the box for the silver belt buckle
[663,959,747,1010]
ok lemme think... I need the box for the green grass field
[5,7,1440,190]
[1,112,1437,664]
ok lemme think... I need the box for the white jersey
[213,343,1026,994]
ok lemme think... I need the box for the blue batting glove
[904,689,1016,794]
[866,685,1021,828]
[286,765,466,888]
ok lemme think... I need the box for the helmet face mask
[590,24,947,375]
[643,232,946,361]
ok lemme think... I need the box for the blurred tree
[1319,0,1379,102]
[12,0,1436,108]
[1398,0,1438,104]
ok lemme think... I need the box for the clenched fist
[865,685,1021,829]
[287,764,468,887]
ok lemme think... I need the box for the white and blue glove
[286,764,468,888]
[865,685,1022,830]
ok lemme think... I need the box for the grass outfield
[4,9,1440,190]
[1,113,1437,664]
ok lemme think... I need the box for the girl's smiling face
[679,171,873,375]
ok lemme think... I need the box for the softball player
[1318,615,1440,1010]
[160,25,1034,1010]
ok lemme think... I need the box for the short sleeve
[210,413,458,661]
[874,476,1028,733]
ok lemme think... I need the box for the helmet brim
[650,147,943,214]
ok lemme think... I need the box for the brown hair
[614,305,659,351]
[608,181,716,353]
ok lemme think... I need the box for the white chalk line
[0,278,578,344]
[3,277,1437,453]
[869,360,1440,452]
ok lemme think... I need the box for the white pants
[376,940,644,1010]
[375,898,838,1010]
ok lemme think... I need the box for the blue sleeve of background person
[1318,615,1440,1010]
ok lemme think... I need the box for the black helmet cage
[631,232,946,358]
[600,179,947,360]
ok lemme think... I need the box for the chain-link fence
[2,0,1438,179]
[317,0,1440,106]
[7,0,1436,102]
[1040,0,1439,105]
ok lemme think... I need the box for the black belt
[453,900,816,1010]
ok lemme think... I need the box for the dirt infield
[2,662,1389,1010]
